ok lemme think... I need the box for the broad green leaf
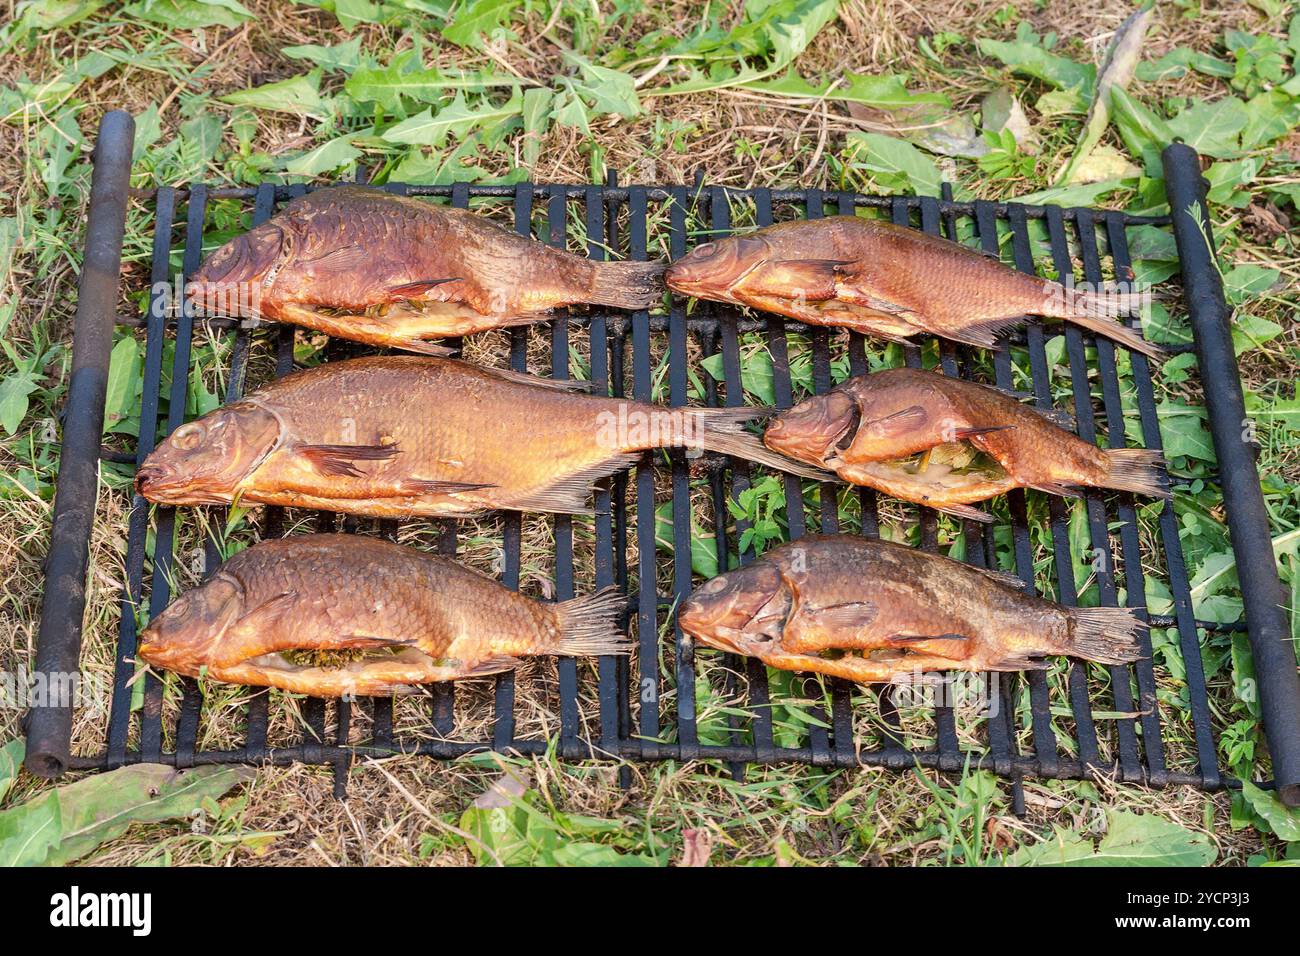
[550,842,658,866]
[283,36,365,73]
[0,369,39,436]
[441,0,520,52]
[1240,90,1300,151]
[1136,47,1234,82]
[0,763,254,867]
[1056,3,1151,185]
[0,738,22,804]
[2,1,103,50]
[1013,178,1133,207]
[563,53,641,119]
[345,55,517,112]
[124,0,253,30]
[839,71,950,109]
[977,37,1096,95]
[220,69,333,121]
[1167,98,1249,159]
[103,336,142,436]
[845,132,941,197]
[284,130,363,177]
[1157,402,1216,463]
[649,0,838,96]
[1007,810,1216,866]
[1231,313,1283,355]
[1223,264,1280,304]
[520,87,553,169]
[1240,781,1300,841]
[381,90,521,148]
[1109,86,1173,174]
[0,791,60,867]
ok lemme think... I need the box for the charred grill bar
[25,113,1300,807]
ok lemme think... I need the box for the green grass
[0,0,1298,866]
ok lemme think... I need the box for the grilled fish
[136,534,629,696]
[678,534,1143,683]
[186,185,664,353]
[663,216,1162,360]
[135,355,831,517]
[764,367,1168,521]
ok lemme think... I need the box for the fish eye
[700,577,728,594]
[692,242,718,259]
[171,422,205,450]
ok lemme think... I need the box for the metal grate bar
[107,186,176,767]
[585,185,621,762]
[667,186,699,759]
[1102,214,1168,784]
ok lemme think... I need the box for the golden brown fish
[663,216,1163,360]
[186,185,664,353]
[764,367,1168,521]
[135,355,831,517]
[677,534,1142,683]
[136,534,629,696]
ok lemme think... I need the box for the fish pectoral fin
[933,502,996,523]
[298,441,402,478]
[863,405,929,440]
[503,452,643,515]
[298,245,370,270]
[802,600,878,630]
[484,366,593,393]
[1028,480,1083,499]
[395,477,496,495]
[387,277,463,300]
[955,424,1015,441]
[458,655,522,678]
[394,338,458,357]
[335,635,417,650]
[885,633,972,659]
[972,565,1029,591]
[922,315,1020,349]
[740,259,848,300]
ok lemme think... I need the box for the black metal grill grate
[64,174,1242,804]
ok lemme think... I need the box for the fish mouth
[135,466,232,505]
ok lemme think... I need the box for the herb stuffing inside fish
[135,356,833,518]
[763,367,1168,521]
[678,534,1143,683]
[663,216,1163,360]
[186,186,665,354]
[136,534,630,697]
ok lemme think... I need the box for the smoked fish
[135,356,831,517]
[186,186,665,353]
[763,367,1168,521]
[137,534,629,696]
[678,534,1143,683]
[663,216,1163,360]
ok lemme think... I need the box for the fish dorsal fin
[502,452,644,515]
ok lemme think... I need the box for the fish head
[135,402,282,504]
[764,389,860,465]
[185,222,288,317]
[679,563,792,656]
[137,573,246,675]
[664,235,770,301]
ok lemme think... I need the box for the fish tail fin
[1050,287,1166,362]
[688,406,838,481]
[588,260,667,309]
[1101,448,1172,498]
[550,586,632,657]
[1064,606,1145,665]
